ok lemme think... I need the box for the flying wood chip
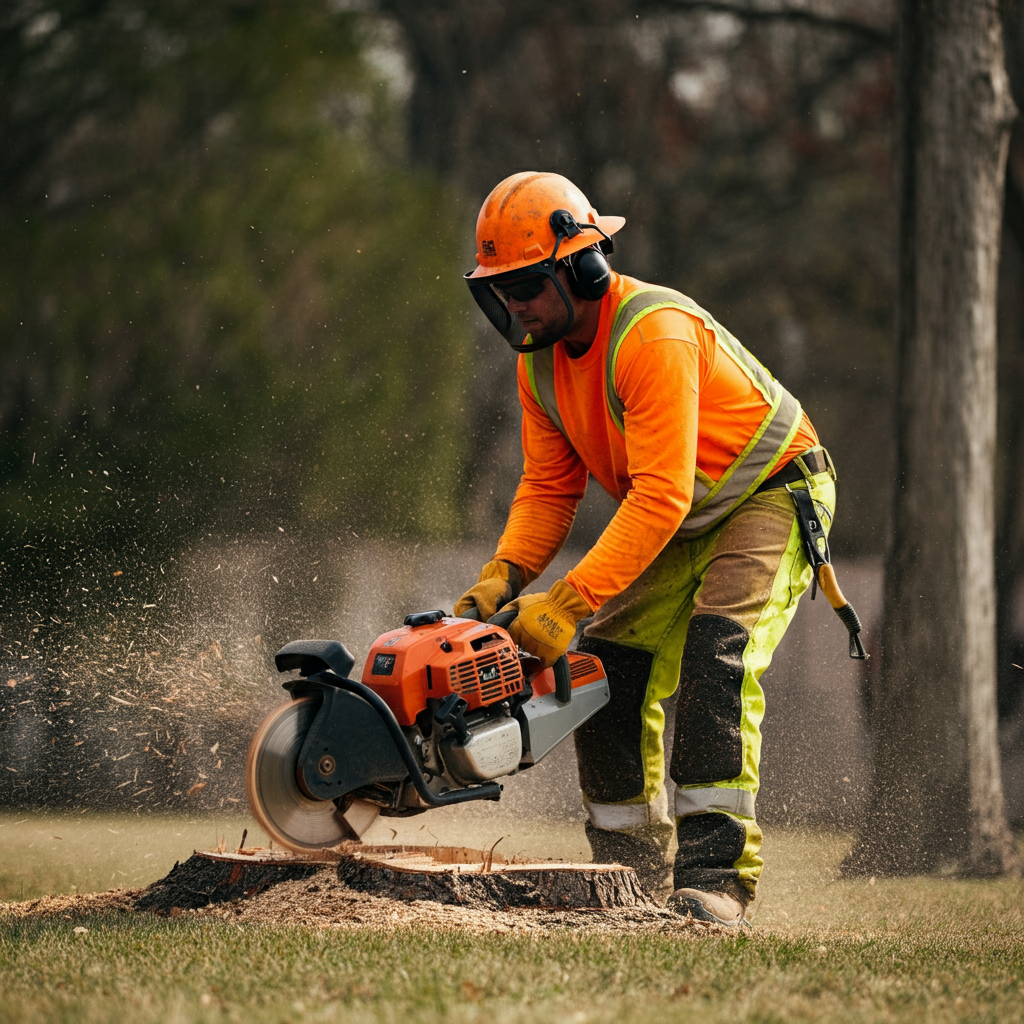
[186,782,207,797]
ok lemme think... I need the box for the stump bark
[136,844,654,913]
[335,843,654,909]
[135,849,333,914]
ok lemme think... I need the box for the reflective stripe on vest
[524,283,804,538]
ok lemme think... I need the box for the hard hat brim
[467,214,626,280]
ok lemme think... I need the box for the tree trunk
[844,0,1019,877]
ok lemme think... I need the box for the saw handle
[461,605,573,703]
[485,607,517,630]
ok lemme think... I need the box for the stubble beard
[526,304,573,348]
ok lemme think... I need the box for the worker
[454,171,836,928]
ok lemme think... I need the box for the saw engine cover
[363,614,524,724]
[245,610,609,853]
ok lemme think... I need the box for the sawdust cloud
[0,525,588,820]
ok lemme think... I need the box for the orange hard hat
[467,172,625,279]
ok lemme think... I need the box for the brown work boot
[585,821,675,898]
[666,886,752,928]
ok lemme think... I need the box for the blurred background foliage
[381,0,901,554]
[1,0,474,634]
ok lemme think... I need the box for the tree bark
[135,851,330,914]
[845,0,1020,877]
[335,845,655,908]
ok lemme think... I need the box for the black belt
[755,448,829,493]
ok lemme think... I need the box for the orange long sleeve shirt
[493,273,819,611]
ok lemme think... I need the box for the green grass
[2,812,1024,1023]
[2,911,1022,1024]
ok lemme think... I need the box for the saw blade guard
[245,697,382,850]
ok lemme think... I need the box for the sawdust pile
[1,854,728,937]
[1,876,725,936]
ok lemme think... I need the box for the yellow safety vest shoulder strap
[525,285,804,537]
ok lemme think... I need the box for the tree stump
[135,849,334,914]
[334,842,654,909]
[136,844,654,913]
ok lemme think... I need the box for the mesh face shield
[465,263,575,352]
[465,208,614,353]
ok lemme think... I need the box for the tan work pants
[574,468,836,897]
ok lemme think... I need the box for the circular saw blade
[245,697,379,851]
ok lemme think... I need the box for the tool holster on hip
[782,450,868,660]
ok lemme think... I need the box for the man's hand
[454,559,523,621]
[502,579,593,666]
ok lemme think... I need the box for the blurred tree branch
[0,1,193,211]
[0,1,112,207]
[635,0,893,46]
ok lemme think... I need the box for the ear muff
[566,246,611,301]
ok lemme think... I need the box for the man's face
[497,271,573,348]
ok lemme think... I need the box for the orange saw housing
[361,617,524,726]
[360,616,609,727]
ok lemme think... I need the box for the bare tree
[844,0,1020,876]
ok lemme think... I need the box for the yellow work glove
[454,559,523,621]
[503,579,592,666]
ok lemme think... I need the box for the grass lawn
[2,810,1023,1023]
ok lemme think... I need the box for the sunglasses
[494,275,548,303]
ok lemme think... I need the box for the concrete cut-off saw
[245,608,609,852]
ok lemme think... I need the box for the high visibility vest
[523,285,804,538]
